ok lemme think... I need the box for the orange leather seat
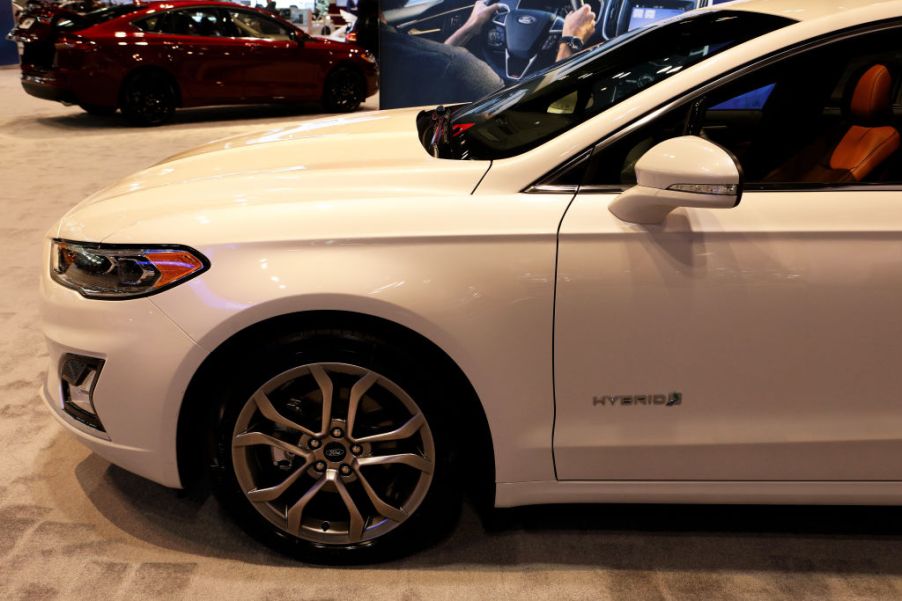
[766,64,900,183]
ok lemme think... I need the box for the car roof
[709,0,902,22]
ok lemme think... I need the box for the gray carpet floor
[1,67,902,600]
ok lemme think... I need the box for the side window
[138,9,233,37]
[580,104,693,188]
[134,15,161,32]
[579,27,902,190]
[227,11,293,40]
[709,83,775,111]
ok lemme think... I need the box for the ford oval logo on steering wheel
[517,15,536,24]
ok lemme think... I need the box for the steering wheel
[483,0,566,81]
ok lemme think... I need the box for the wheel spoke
[286,476,327,535]
[247,459,312,503]
[253,390,317,437]
[346,372,378,438]
[356,453,434,475]
[308,364,334,435]
[356,469,407,522]
[328,470,366,541]
[234,431,310,459]
[354,413,425,444]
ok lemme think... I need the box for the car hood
[57,108,491,243]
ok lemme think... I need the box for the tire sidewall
[323,67,363,113]
[122,72,176,126]
[208,329,461,564]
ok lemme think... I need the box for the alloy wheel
[123,75,175,126]
[325,70,361,112]
[231,362,435,545]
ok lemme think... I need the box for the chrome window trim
[524,19,902,194]
[529,184,580,193]
[578,185,628,193]
[524,148,593,193]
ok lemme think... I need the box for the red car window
[227,10,292,41]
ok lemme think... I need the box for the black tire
[322,66,364,113]
[121,71,177,126]
[78,103,116,116]
[207,327,462,564]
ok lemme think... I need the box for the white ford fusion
[41,0,902,562]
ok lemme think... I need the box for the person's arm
[446,1,503,47]
[556,4,596,61]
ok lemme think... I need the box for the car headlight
[50,240,208,300]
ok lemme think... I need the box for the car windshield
[450,10,795,160]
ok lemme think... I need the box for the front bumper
[40,246,206,488]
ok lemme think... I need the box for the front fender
[150,232,560,484]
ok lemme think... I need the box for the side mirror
[608,136,742,225]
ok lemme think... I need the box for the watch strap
[560,35,583,52]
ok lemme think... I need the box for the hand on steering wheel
[468,0,506,29]
[558,4,596,60]
[445,0,505,47]
[485,0,596,81]
[563,5,596,42]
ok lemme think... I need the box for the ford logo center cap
[323,443,347,462]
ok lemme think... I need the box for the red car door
[137,7,248,105]
[225,9,320,101]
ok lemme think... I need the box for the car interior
[136,9,293,41]
[387,0,730,84]
[577,28,902,188]
[448,11,792,160]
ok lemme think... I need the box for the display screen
[628,6,687,31]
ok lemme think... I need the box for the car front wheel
[208,328,460,563]
[322,67,364,113]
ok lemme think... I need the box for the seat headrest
[850,64,894,122]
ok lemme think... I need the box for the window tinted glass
[140,9,233,37]
[228,10,292,40]
[55,5,141,30]
[581,26,902,188]
[451,10,794,160]
[710,83,775,111]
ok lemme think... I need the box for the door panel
[162,35,247,104]
[553,190,902,481]
[225,10,319,101]
[243,40,319,100]
[139,8,249,105]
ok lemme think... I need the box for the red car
[10,1,379,124]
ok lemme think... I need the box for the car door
[136,8,247,105]
[226,9,320,101]
[553,24,902,482]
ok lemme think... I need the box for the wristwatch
[560,36,584,53]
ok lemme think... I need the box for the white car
[41,0,902,562]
